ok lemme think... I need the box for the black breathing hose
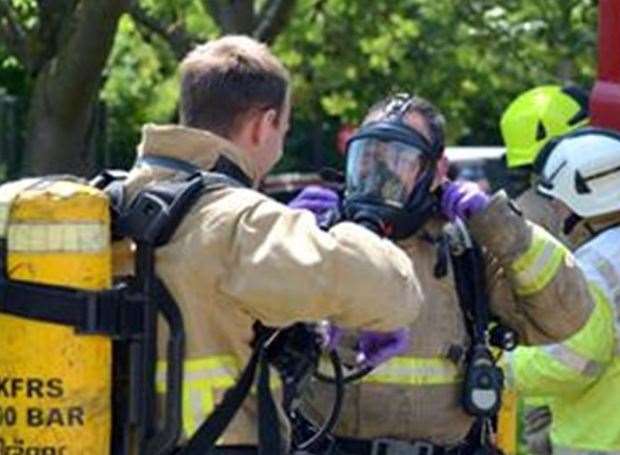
[295,350,345,451]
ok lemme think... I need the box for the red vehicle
[591,0,620,131]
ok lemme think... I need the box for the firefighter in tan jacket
[300,94,595,454]
[116,37,424,449]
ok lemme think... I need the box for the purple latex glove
[441,181,490,221]
[357,328,410,368]
[288,186,340,220]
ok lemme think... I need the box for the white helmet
[535,127,620,218]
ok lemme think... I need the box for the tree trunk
[24,77,96,176]
[23,0,128,176]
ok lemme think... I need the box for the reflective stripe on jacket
[156,357,238,436]
[362,356,461,386]
[509,224,566,296]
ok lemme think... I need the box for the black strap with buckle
[0,277,144,339]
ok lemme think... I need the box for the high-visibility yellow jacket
[115,124,423,445]
[507,222,620,454]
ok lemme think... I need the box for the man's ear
[250,108,278,146]
[437,155,449,179]
[248,112,262,146]
[431,154,449,189]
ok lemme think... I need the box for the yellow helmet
[501,85,589,168]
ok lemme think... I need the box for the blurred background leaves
[0,0,598,177]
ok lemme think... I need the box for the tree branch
[30,0,76,72]
[129,1,195,60]
[0,0,30,67]
[36,0,76,40]
[41,0,130,122]
[203,0,222,27]
[203,0,255,35]
[254,0,297,44]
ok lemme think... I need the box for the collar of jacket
[136,124,260,188]
[569,211,620,249]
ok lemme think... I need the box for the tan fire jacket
[516,188,563,240]
[512,187,564,455]
[303,190,594,446]
[115,124,424,445]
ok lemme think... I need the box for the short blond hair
[179,35,290,138]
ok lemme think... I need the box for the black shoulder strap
[111,168,245,247]
[446,221,510,452]
[111,153,251,246]
[443,221,491,345]
[137,154,253,189]
[211,156,253,188]
[111,175,206,455]
[178,324,283,455]
[113,174,206,246]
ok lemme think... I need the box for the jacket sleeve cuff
[467,190,531,265]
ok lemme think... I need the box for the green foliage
[274,0,597,152]
[102,17,180,166]
[138,0,219,38]
[0,0,600,173]
[100,1,220,167]
[0,49,28,97]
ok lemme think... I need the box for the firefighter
[500,85,590,454]
[115,36,425,453]
[506,127,620,454]
[294,93,595,454]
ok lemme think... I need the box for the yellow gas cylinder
[497,388,518,455]
[0,178,112,455]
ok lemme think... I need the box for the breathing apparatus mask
[342,94,443,239]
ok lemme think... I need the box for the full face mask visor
[346,137,433,208]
